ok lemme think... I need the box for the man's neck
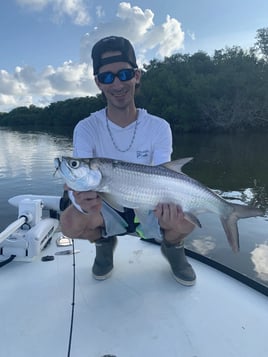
[106,105,138,128]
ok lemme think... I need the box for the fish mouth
[54,157,60,170]
[53,158,61,176]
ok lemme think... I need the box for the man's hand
[64,184,102,214]
[154,203,195,244]
[72,190,102,214]
[60,186,104,241]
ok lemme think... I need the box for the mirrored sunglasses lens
[98,72,115,84]
[118,69,135,81]
[98,69,135,84]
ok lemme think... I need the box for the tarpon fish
[55,156,264,252]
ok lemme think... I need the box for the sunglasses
[97,68,136,84]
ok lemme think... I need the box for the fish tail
[220,203,264,253]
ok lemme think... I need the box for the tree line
[1,28,268,133]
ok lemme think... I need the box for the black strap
[60,190,71,211]
[0,255,16,268]
[117,208,139,234]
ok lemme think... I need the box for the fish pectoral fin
[163,157,193,173]
[184,212,202,228]
[98,193,124,212]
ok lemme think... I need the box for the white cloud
[16,0,90,25]
[96,5,105,18]
[16,0,48,11]
[0,69,27,95]
[80,2,184,65]
[0,94,17,107]
[47,61,94,93]
[2,2,185,112]
[0,63,98,112]
[251,243,268,282]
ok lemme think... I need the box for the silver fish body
[55,157,264,252]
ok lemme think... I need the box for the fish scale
[55,156,264,252]
[99,160,227,214]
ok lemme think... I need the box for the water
[0,128,268,287]
[173,132,268,288]
[0,128,73,229]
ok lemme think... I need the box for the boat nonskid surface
[1,195,267,356]
[1,234,268,357]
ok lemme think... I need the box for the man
[60,36,196,286]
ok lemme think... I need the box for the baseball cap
[91,36,138,75]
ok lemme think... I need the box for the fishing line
[67,238,76,357]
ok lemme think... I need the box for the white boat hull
[1,234,267,357]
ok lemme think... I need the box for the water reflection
[173,132,268,286]
[0,128,73,231]
[217,188,268,212]
[173,132,268,211]
[0,129,73,181]
[0,128,268,287]
[191,235,216,255]
[251,243,268,282]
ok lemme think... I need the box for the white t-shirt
[73,108,172,165]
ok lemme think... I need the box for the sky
[1,0,268,113]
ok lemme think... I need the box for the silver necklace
[106,116,138,152]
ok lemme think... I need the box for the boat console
[0,195,60,262]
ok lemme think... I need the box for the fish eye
[69,159,80,169]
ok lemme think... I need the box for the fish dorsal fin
[163,157,193,173]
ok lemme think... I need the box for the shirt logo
[136,150,149,158]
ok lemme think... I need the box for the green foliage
[255,27,268,60]
[136,46,268,132]
[40,95,105,129]
[0,95,105,131]
[1,28,268,133]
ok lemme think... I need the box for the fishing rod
[65,240,117,357]
[67,239,76,357]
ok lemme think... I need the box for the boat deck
[1,234,267,357]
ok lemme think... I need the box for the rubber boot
[92,236,117,280]
[161,239,196,286]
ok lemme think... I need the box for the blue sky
[1,0,268,112]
